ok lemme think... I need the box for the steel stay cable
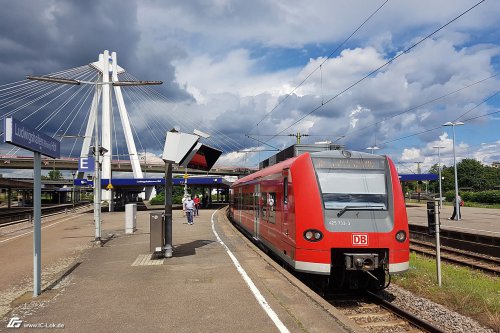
[69,95,93,158]
[35,69,97,130]
[0,67,95,117]
[0,68,96,137]
[55,78,96,141]
[5,69,98,156]
[52,72,98,135]
[121,73,201,148]
[0,65,89,91]
[0,66,91,102]
[119,82,167,150]
[124,72,246,152]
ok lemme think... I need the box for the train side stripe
[211,210,290,333]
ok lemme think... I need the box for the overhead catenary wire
[342,73,500,141]
[249,0,390,134]
[264,0,487,145]
[122,71,248,154]
[373,91,500,149]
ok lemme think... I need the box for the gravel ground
[381,284,496,333]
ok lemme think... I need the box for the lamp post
[27,74,162,243]
[443,121,464,220]
[433,146,445,209]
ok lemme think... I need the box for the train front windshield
[312,157,388,211]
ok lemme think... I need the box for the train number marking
[352,234,368,246]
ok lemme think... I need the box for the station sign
[78,157,95,172]
[3,117,60,158]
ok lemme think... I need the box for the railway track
[325,290,445,333]
[409,239,500,275]
[0,202,92,227]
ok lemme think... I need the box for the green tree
[457,159,487,191]
[44,170,63,180]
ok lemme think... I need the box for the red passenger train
[228,149,409,289]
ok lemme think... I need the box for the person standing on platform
[181,194,188,217]
[183,196,195,225]
[448,194,463,221]
[193,195,200,216]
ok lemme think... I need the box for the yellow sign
[183,175,189,179]
[106,183,114,190]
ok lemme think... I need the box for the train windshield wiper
[337,205,385,217]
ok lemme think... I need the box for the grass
[392,252,500,332]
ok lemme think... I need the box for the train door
[282,169,294,244]
[281,169,289,236]
[253,184,260,240]
[238,187,243,223]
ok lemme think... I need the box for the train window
[268,192,276,224]
[261,192,268,221]
[314,163,388,211]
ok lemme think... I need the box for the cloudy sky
[1,0,499,174]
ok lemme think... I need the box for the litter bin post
[150,212,164,253]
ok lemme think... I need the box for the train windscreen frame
[312,157,388,211]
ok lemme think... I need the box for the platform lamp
[162,128,220,259]
[443,121,464,220]
[27,75,162,244]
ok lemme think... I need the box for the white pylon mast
[111,52,143,179]
[80,50,154,206]
[101,50,112,203]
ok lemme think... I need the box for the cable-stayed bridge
[0,155,254,176]
[0,50,251,207]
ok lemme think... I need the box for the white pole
[101,50,112,204]
[434,198,442,287]
[94,80,102,244]
[33,152,41,296]
[452,125,460,220]
[434,146,444,209]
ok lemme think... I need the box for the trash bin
[150,212,164,253]
[125,203,137,234]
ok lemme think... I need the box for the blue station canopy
[398,173,438,181]
[74,176,227,187]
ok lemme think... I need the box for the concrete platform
[1,208,353,333]
[405,203,500,238]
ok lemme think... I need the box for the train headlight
[304,229,323,242]
[395,230,407,243]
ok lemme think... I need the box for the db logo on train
[352,234,369,246]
